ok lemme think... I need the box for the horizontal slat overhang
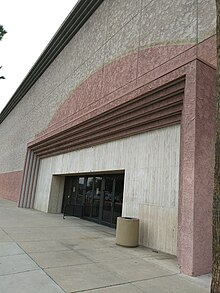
[29,77,185,158]
[0,0,105,124]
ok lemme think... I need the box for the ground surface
[0,198,211,292]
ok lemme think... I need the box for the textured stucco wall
[0,0,216,277]
[0,0,216,175]
[177,61,216,276]
[0,171,23,202]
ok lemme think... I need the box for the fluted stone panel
[34,125,180,255]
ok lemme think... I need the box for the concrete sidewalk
[0,198,211,293]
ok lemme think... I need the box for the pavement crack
[0,268,40,277]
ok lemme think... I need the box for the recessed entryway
[62,173,124,227]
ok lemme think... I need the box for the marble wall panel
[140,0,197,48]
[104,14,140,64]
[103,15,140,96]
[106,0,141,39]
[198,0,216,42]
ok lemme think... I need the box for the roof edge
[0,0,105,124]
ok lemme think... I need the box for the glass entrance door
[113,175,124,224]
[62,173,124,227]
[92,177,102,219]
[102,176,114,224]
[84,177,94,217]
[84,176,102,221]
[62,176,78,217]
[101,174,124,226]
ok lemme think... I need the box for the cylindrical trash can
[116,217,139,247]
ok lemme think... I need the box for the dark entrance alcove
[62,173,124,227]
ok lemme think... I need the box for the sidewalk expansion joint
[0,268,40,277]
[72,272,178,293]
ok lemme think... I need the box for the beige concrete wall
[34,125,180,255]
[0,0,215,174]
[48,176,65,214]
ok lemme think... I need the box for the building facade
[0,0,217,276]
